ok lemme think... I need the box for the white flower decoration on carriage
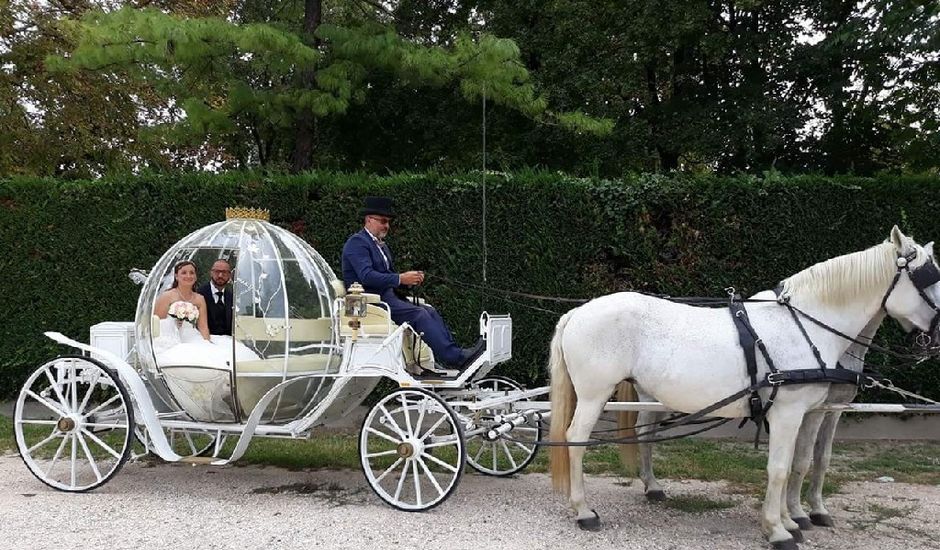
[167,300,199,326]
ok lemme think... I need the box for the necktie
[215,291,224,305]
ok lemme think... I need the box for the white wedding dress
[153,317,258,422]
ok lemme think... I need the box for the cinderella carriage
[14,208,542,511]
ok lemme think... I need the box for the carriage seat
[330,280,433,371]
[235,354,342,416]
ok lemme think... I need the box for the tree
[49,1,612,172]
[0,0,252,177]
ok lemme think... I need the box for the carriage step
[412,367,461,379]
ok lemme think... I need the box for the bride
[153,261,221,353]
[152,261,255,421]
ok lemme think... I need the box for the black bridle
[880,250,940,340]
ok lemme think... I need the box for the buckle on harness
[748,393,763,420]
[767,372,786,386]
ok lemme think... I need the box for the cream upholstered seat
[236,354,342,416]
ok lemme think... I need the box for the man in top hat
[341,196,484,370]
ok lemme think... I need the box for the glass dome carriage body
[133,217,377,425]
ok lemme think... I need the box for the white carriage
[13,208,544,510]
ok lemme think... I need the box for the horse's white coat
[549,227,940,546]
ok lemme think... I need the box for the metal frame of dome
[133,215,342,425]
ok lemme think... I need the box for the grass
[661,494,737,513]
[0,415,13,455]
[3,414,938,495]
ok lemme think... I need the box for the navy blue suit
[341,229,463,365]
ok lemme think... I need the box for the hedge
[2,171,939,403]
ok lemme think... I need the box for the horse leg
[566,397,610,529]
[762,405,806,549]
[786,411,826,531]
[637,409,666,501]
[807,411,841,527]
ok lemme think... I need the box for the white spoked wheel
[466,376,542,476]
[14,356,135,492]
[359,388,466,511]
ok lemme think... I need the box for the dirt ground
[1,454,937,550]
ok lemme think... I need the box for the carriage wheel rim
[360,388,465,511]
[15,357,134,492]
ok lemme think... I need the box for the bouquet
[168,300,199,327]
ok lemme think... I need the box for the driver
[341,196,484,370]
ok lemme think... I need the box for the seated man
[341,197,484,370]
[197,259,234,336]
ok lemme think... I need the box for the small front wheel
[359,388,465,511]
[15,356,135,492]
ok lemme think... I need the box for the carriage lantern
[344,282,368,339]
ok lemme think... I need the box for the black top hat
[359,196,395,218]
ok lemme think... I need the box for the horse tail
[549,310,576,496]
[615,381,639,476]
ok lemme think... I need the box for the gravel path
[1,455,937,550]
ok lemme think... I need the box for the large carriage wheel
[14,356,135,492]
[465,376,542,477]
[359,388,466,511]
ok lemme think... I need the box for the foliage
[43,3,610,172]
[3,171,940,403]
[3,1,938,176]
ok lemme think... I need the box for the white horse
[548,227,940,549]
[624,312,879,530]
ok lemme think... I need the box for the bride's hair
[170,261,198,290]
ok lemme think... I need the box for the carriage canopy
[134,208,345,424]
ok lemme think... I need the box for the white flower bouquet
[168,300,199,326]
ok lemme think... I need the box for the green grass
[3,414,938,495]
[661,494,737,513]
[0,415,13,455]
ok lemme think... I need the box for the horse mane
[781,242,898,305]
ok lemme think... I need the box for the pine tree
[49,2,612,172]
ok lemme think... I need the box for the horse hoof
[645,490,667,502]
[576,510,601,531]
[770,538,799,550]
[792,517,813,531]
[810,513,834,527]
[787,528,804,543]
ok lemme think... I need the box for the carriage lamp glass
[345,282,368,318]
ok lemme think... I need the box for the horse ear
[926,241,935,258]
[890,225,910,251]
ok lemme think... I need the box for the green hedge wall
[2,172,940,403]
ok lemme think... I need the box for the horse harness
[730,250,940,445]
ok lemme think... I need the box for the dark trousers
[385,295,463,365]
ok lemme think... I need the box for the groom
[198,259,234,336]
[341,197,484,370]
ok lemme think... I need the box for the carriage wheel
[465,376,542,477]
[14,356,135,492]
[359,388,465,511]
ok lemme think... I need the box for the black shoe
[457,337,486,369]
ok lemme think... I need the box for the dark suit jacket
[197,282,233,336]
[341,229,402,302]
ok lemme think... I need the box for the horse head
[883,226,940,343]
